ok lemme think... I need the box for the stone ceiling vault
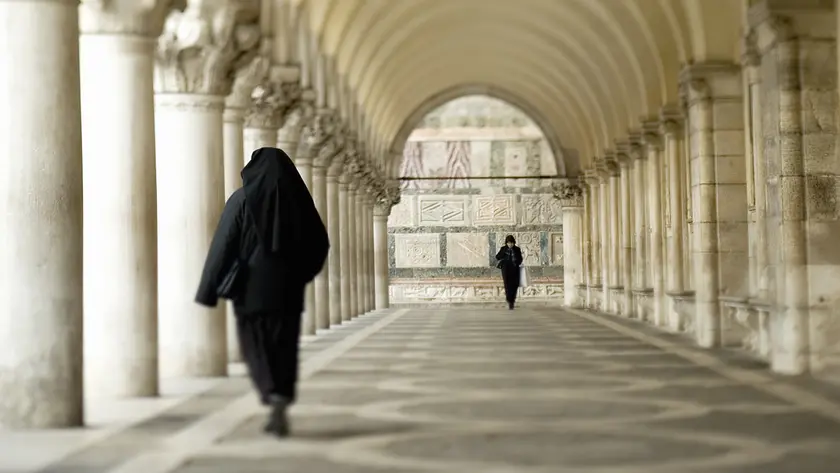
[290,0,745,176]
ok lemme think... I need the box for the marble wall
[389,96,565,304]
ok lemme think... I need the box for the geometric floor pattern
[9,308,840,473]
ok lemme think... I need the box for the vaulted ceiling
[290,0,745,177]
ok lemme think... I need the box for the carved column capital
[552,182,584,208]
[244,78,301,130]
[154,0,261,95]
[80,0,174,36]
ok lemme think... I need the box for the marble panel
[388,195,415,227]
[550,232,564,266]
[446,233,490,267]
[417,195,468,226]
[394,233,441,268]
[474,194,516,225]
[470,140,492,177]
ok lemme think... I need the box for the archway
[386,94,567,306]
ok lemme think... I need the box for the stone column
[581,182,593,307]
[748,2,837,374]
[294,154,317,335]
[346,183,360,319]
[662,116,686,331]
[222,107,245,363]
[632,144,649,295]
[355,191,367,314]
[360,196,371,313]
[584,173,602,310]
[596,165,611,311]
[607,158,621,314]
[616,147,634,317]
[374,198,393,310]
[312,161,330,331]
[339,176,354,321]
[327,163,343,325]
[680,63,748,348]
[0,0,84,428]
[366,197,377,311]
[558,185,585,307]
[78,2,167,399]
[644,124,666,327]
[154,2,256,377]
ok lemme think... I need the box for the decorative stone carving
[552,182,583,208]
[155,0,261,95]
[446,233,489,268]
[297,107,336,161]
[394,234,441,268]
[550,232,564,265]
[80,0,173,36]
[244,79,294,129]
[474,195,515,225]
[226,55,269,110]
[418,196,467,226]
[375,183,402,216]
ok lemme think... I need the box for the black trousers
[235,311,302,405]
[501,266,520,304]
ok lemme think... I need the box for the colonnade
[0,0,397,428]
[567,1,840,382]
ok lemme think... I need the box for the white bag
[519,265,530,287]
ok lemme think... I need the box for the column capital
[80,0,172,37]
[227,55,269,110]
[296,103,338,161]
[154,1,261,95]
[641,118,663,151]
[747,0,833,55]
[613,140,633,168]
[678,62,742,104]
[552,182,584,208]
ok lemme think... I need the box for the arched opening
[387,94,567,306]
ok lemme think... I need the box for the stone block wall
[388,96,565,305]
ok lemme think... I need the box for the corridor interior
[4,307,840,473]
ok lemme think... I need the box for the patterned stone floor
[5,307,840,473]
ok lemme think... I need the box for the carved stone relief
[474,195,516,225]
[446,233,489,268]
[394,234,441,268]
[550,232,564,265]
[417,197,467,226]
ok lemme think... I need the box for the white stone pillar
[222,107,245,363]
[618,157,634,317]
[681,64,748,349]
[155,95,227,377]
[560,188,584,308]
[608,166,621,314]
[598,172,611,310]
[347,183,360,317]
[645,132,666,327]
[366,198,377,311]
[312,163,330,331]
[327,166,343,325]
[662,117,686,331]
[339,177,353,322]
[79,4,165,399]
[295,155,317,335]
[374,201,392,310]
[154,3,250,378]
[0,0,84,428]
[633,150,649,292]
[356,191,367,314]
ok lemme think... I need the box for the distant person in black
[496,235,523,310]
[195,147,329,438]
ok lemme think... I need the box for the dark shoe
[264,395,291,438]
[508,302,514,310]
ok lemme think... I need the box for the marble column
[560,187,585,308]
[581,183,593,307]
[597,168,611,311]
[585,174,602,310]
[366,198,376,312]
[347,182,360,317]
[680,64,748,348]
[312,162,330,331]
[374,200,392,310]
[360,196,371,313]
[295,155,317,335]
[222,107,245,363]
[644,128,666,327]
[607,161,621,314]
[356,191,368,314]
[79,3,166,399]
[0,0,84,428]
[662,117,686,331]
[632,146,649,295]
[327,164,343,325]
[339,176,354,322]
[617,154,634,317]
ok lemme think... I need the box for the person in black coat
[496,235,523,310]
[195,147,329,438]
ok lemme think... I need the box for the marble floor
[4,307,840,473]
